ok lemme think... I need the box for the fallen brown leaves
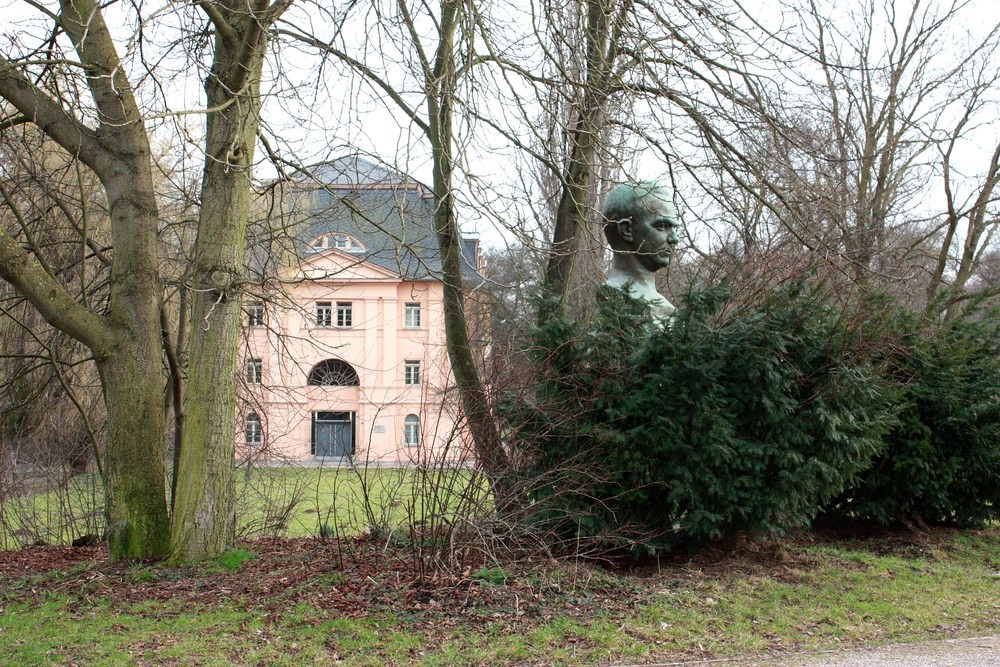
[0,526,952,634]
[0,537,644,632]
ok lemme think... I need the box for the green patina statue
[601,182,681,322]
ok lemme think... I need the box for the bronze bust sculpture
[601,182,681,322]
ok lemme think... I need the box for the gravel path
[616,635,1000,667]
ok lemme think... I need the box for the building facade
[238,156,483,465]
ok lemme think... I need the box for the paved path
[615,635,1000,667]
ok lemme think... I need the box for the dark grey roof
[289,155,484,286]
[305,155,405,187]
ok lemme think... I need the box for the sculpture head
[602,182,680,273]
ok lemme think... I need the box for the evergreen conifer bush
[517,284,895,553]
[824,300,1000,527]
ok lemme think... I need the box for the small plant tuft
[317,522,335,540]
[217,548,256,571]
[472,566,509,585]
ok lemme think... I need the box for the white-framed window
[403,414,420,447]
[309,233,365,253]
[246,302,264,327]
[335,301,353,328]
[316,301,332,327]
[245,358,262,384]
[245,412,263,445]
[404,360,421,386]
[307,359,360,386]
[404,302,421,328]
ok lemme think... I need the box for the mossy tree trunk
[97,351,170,559]
[168,0,287,564]
[0,0,170,560]
[0,0,289,562]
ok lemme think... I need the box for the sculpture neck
[605,255,675,322]
[606,254,660,295]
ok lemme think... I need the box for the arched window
[307,359,360,386]
[403,414,420,447]
[308,233,366,253]
[245,412,263,445]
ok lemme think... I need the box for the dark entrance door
[312,411,355,457]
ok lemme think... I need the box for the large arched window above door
[307,359,360,386]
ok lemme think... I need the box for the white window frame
[310,233,365,254]
[403,360,421,386]
[335,301,353,328]
[316,301,332,327]
[245,359,263,384]
[246,302,264,327]
[403,414,420,447]
[404,302,421,328]
[245,412,263,445]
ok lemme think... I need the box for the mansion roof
[250,155,483,286]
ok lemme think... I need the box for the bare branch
[0,56,108,171]
[0,227,113,356]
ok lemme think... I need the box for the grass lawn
[233,465,489,539]
[1,527,999,666]
[3,469,999,664]
[0,466,490,549]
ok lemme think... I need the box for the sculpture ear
[617,219,633,243]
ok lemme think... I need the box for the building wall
[238,249,470,464]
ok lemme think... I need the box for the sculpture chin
[638,251,671,272]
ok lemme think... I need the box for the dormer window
[309,233,365,253]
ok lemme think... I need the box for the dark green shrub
[515,283,895,553]
[824,301,1000,527]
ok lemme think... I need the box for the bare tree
[275,0,512,494]
[0,0,172,559]
[539,0,631,306]
[714,0,1000,307]
[168,0,292,564]
[0,0,289,561]
[0,129,108,487]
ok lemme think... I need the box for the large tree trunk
[99,163,171,560]
[168,2,270,563]
[541,0,620,309]
[0,0,172,560]
[97,350,170,559]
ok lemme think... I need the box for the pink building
[238,156,484,465]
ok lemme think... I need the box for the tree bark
[97,350,170,559]
[0,0,171,560]
[427,0,511,494]
[542,0,620,309]
[169,0,273,563]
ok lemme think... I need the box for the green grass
[4,469,999,664]
[234,466,490,540]
[215,548,257,571]
[0,466,490,549]
[2,530,999,665]
[0,472,104,549]
[625,534,1000,658]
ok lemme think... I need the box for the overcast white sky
[3,0,999,255]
